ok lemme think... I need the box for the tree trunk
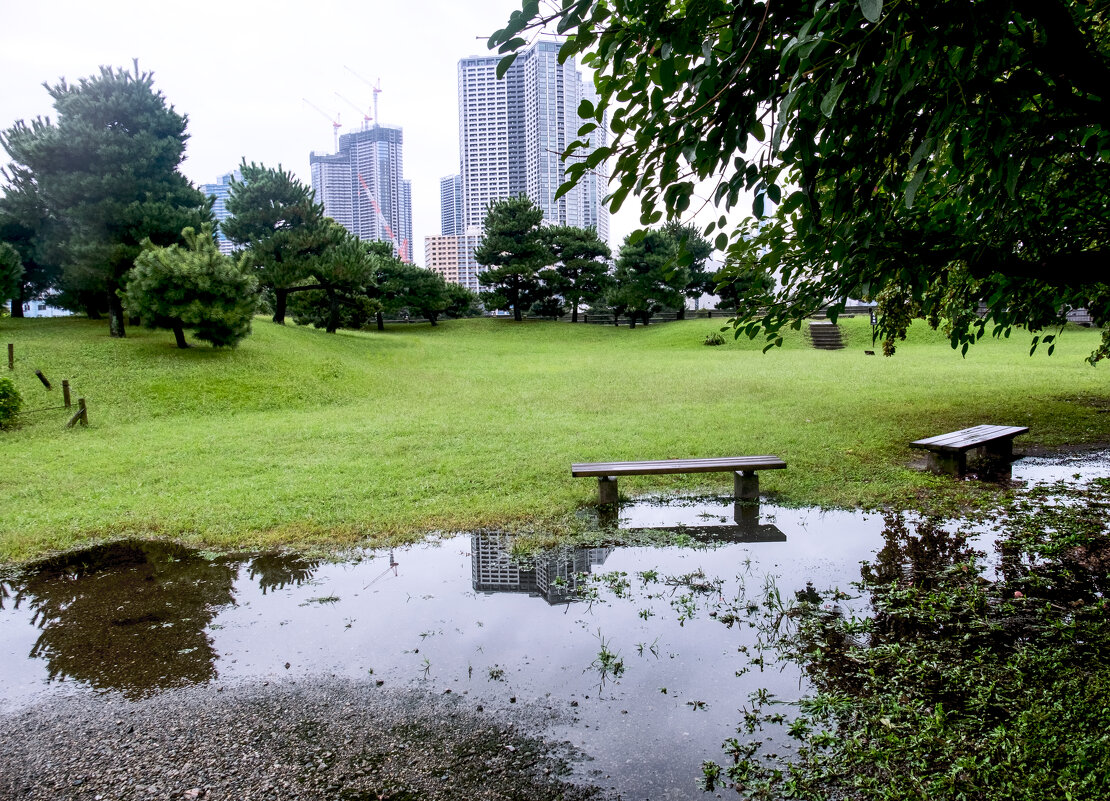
[571,305,579,323]
[376,311,385,331]
[172,325,189,349]
[629,315,636,329]
[272,288,288,324]
[108,287,126,338]
[10,285,24,318]
[325,289,339,334]
[676,306,686,320]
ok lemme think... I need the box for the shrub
[0,376,22,429]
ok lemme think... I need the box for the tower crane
[335,92,372,131]
[344,66,382,127]
[302,98,341,151]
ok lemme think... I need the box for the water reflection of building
[471,533,612,604]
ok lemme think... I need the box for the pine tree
[0,66,210,336]
[123,225,257,348]
[474,196,551,322]
[221,161,330,324]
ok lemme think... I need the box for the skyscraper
[456,39,609,240]
[310,125,413,261]
[440,174,464,236]
[198,170,241,255]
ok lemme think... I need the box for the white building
[457,40,609,239]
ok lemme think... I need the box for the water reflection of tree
[248,553,321,594]
[11,541,236,698]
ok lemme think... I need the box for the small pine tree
[0,376,22,429]
[124,225,258,348]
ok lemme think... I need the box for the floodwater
[1,450,1106,800]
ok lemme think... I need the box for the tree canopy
[542,224,612,322]
[609,228,690,326]
[124,225,257,348]
[475,195,552,321]
[490,0,1109,361]
[0,66,210,337]
[0,242,22,310]
[221,160,331,324]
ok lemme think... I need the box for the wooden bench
[910,424,1029,476]
[571,456,787,505]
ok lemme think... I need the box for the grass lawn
[1,314,1107,562]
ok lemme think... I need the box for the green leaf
[715,233,728,250]
[496,53,518,79]
[904,169,926,209]
[820,81,846,118]
[578,99,595,119]
[858,0,882,23]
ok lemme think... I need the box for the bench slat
[910,425,1028,453]
[572,456,787,477]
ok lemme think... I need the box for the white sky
[0,0,658,266]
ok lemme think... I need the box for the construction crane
[302,98,341,151]
[357,173,410,263]
[344,66,382,127]
[335,92,372,131]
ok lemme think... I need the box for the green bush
[0,376,22,429]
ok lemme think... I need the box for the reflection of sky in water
[0,450,1105,799]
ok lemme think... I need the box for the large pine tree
[475,196,551,322]
[221,161,331,324]
[0,66,209,337]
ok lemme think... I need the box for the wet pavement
[1,450,1107,800]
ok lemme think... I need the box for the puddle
[1,450,1106,799]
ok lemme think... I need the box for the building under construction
[309,124,413,262]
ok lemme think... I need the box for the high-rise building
[457,40,609,240]
[425,232,482,294]
[310,125,413,261]
[440,174,464,236]
[198,170,241,255]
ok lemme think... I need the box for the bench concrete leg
[598,476,618,505]
[984,439,1015,462]
[734,500,760,526]
[926,451,966,476]
[735,470,759,500]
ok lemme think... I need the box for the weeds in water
[588,629,625,686]
[487,665,506,682]
[300,595,340,606]
[705,481,1110,801]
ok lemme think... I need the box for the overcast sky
[1,0,661,265]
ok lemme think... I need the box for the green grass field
[1,314,1107,562]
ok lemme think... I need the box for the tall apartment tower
[198,170,241,255]
[310,125,414,261]
[457,40,609,240]
[440,174,464,236]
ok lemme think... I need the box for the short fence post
[65,398,88,429]
[62,380,71,409]
[7,343,12,370]
[35,369,52,390]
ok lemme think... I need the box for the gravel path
[0,679,610,801]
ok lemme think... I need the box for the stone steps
[806,321,845,350]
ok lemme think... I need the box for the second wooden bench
[572,456,787,505]
[910,424,1029,475]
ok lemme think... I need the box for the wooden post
[7,343,12,370]
[35,369,52,389]
[62,380,71,408]
[65,398,88,428]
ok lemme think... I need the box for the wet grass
[1,314,1107,562]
